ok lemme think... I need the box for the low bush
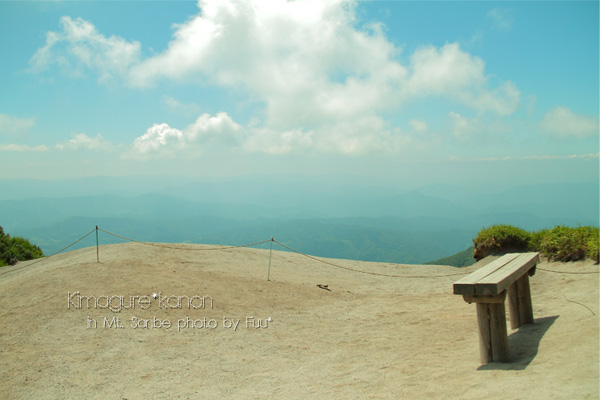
[587,233,600,263]
[529,229,549,252]
[473,225,532,261]
[0,226,44,267]
[473,224,599,264]
[538,225,599,262]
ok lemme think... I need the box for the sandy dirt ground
[0,242,598,399]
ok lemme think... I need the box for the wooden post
[96,225,99,263]
[507,283,520,329]
[516,274,534,325]
[476,303,493,364]
[489,302,510,362]
[267,237,273,281]
[474,291,510,363]
[507,273,534,329]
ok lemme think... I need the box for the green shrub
[529,229,549,251]
[538,226,599,262]
[473,224,599,263]
[473,224,532,261]
[0,226,44,266]
[587,233,599,263]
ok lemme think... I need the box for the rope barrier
[23,228,97,267]
[17,226,598,280]
[538,267,599,275]
[272,239,470,278]
[97,228,272,251]
[563,294,596,316]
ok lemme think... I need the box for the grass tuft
[473,224,599,264]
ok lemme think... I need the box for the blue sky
[0,0,598,187]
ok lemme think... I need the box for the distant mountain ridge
[424,246,476,267]
[0,177,597,265]
[17,215,475,265]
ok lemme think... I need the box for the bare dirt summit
[0,242,598,399]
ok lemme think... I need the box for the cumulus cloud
[0,114,36,135]
[126,1,517,122]
[123,112,243,159]
[122,123,184,160]
[409,119,428,132]
[127,0,406,130]
[314,114,411,155]
[244,127,314,155]
[405,44,519,115]
[30,16,141,82]
[33,0,523,156]
[125,111,411,158]
[245,113,411,155]
[448,112,473,141]
[56,133,113,150]
[540,107,599,138]
[0,144,49,152]
[447,111,513,144]
[186,112,243,147]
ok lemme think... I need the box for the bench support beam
[507,272,534,329]
[472,291,510,363]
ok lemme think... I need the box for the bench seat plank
[453,253,520,296]
[475,252,540,295]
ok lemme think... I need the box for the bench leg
[507,273,534,329]
[476,301,510,363]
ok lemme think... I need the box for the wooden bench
[453,252,540,364]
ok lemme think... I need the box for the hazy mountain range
[1,176,597,265]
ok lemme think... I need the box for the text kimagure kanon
[67,291,213,313]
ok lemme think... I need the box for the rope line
[24,228,97,267]
[272,239,469,278]
[98,228,272,251]
[17,226,598,280]
[538,267,599,275]
[563,295,596,316]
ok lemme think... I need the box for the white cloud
[125,111,411,158]
[0,114,36,135]
[486,9,514,31]
[126,0,519,122]
[540,107,599,138]
[244,127,314,155]
[56,133,113,150]
[122,123,184,160]
[0,144,49,152]
[448,112,473,141]
[314,114,410,155]
[126,0,518,153]
[450,153,599,162]
[405,43,519,115]
[409,119,428,132]
[447,111,513,144]
[185,112,243,147]
[163,95,203,116]
[128,0,406,129]
[520,153,599,160]
[243,115,411,156]
[123,112,243,159]
[33,1,523,156]
[30,16,141,82]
